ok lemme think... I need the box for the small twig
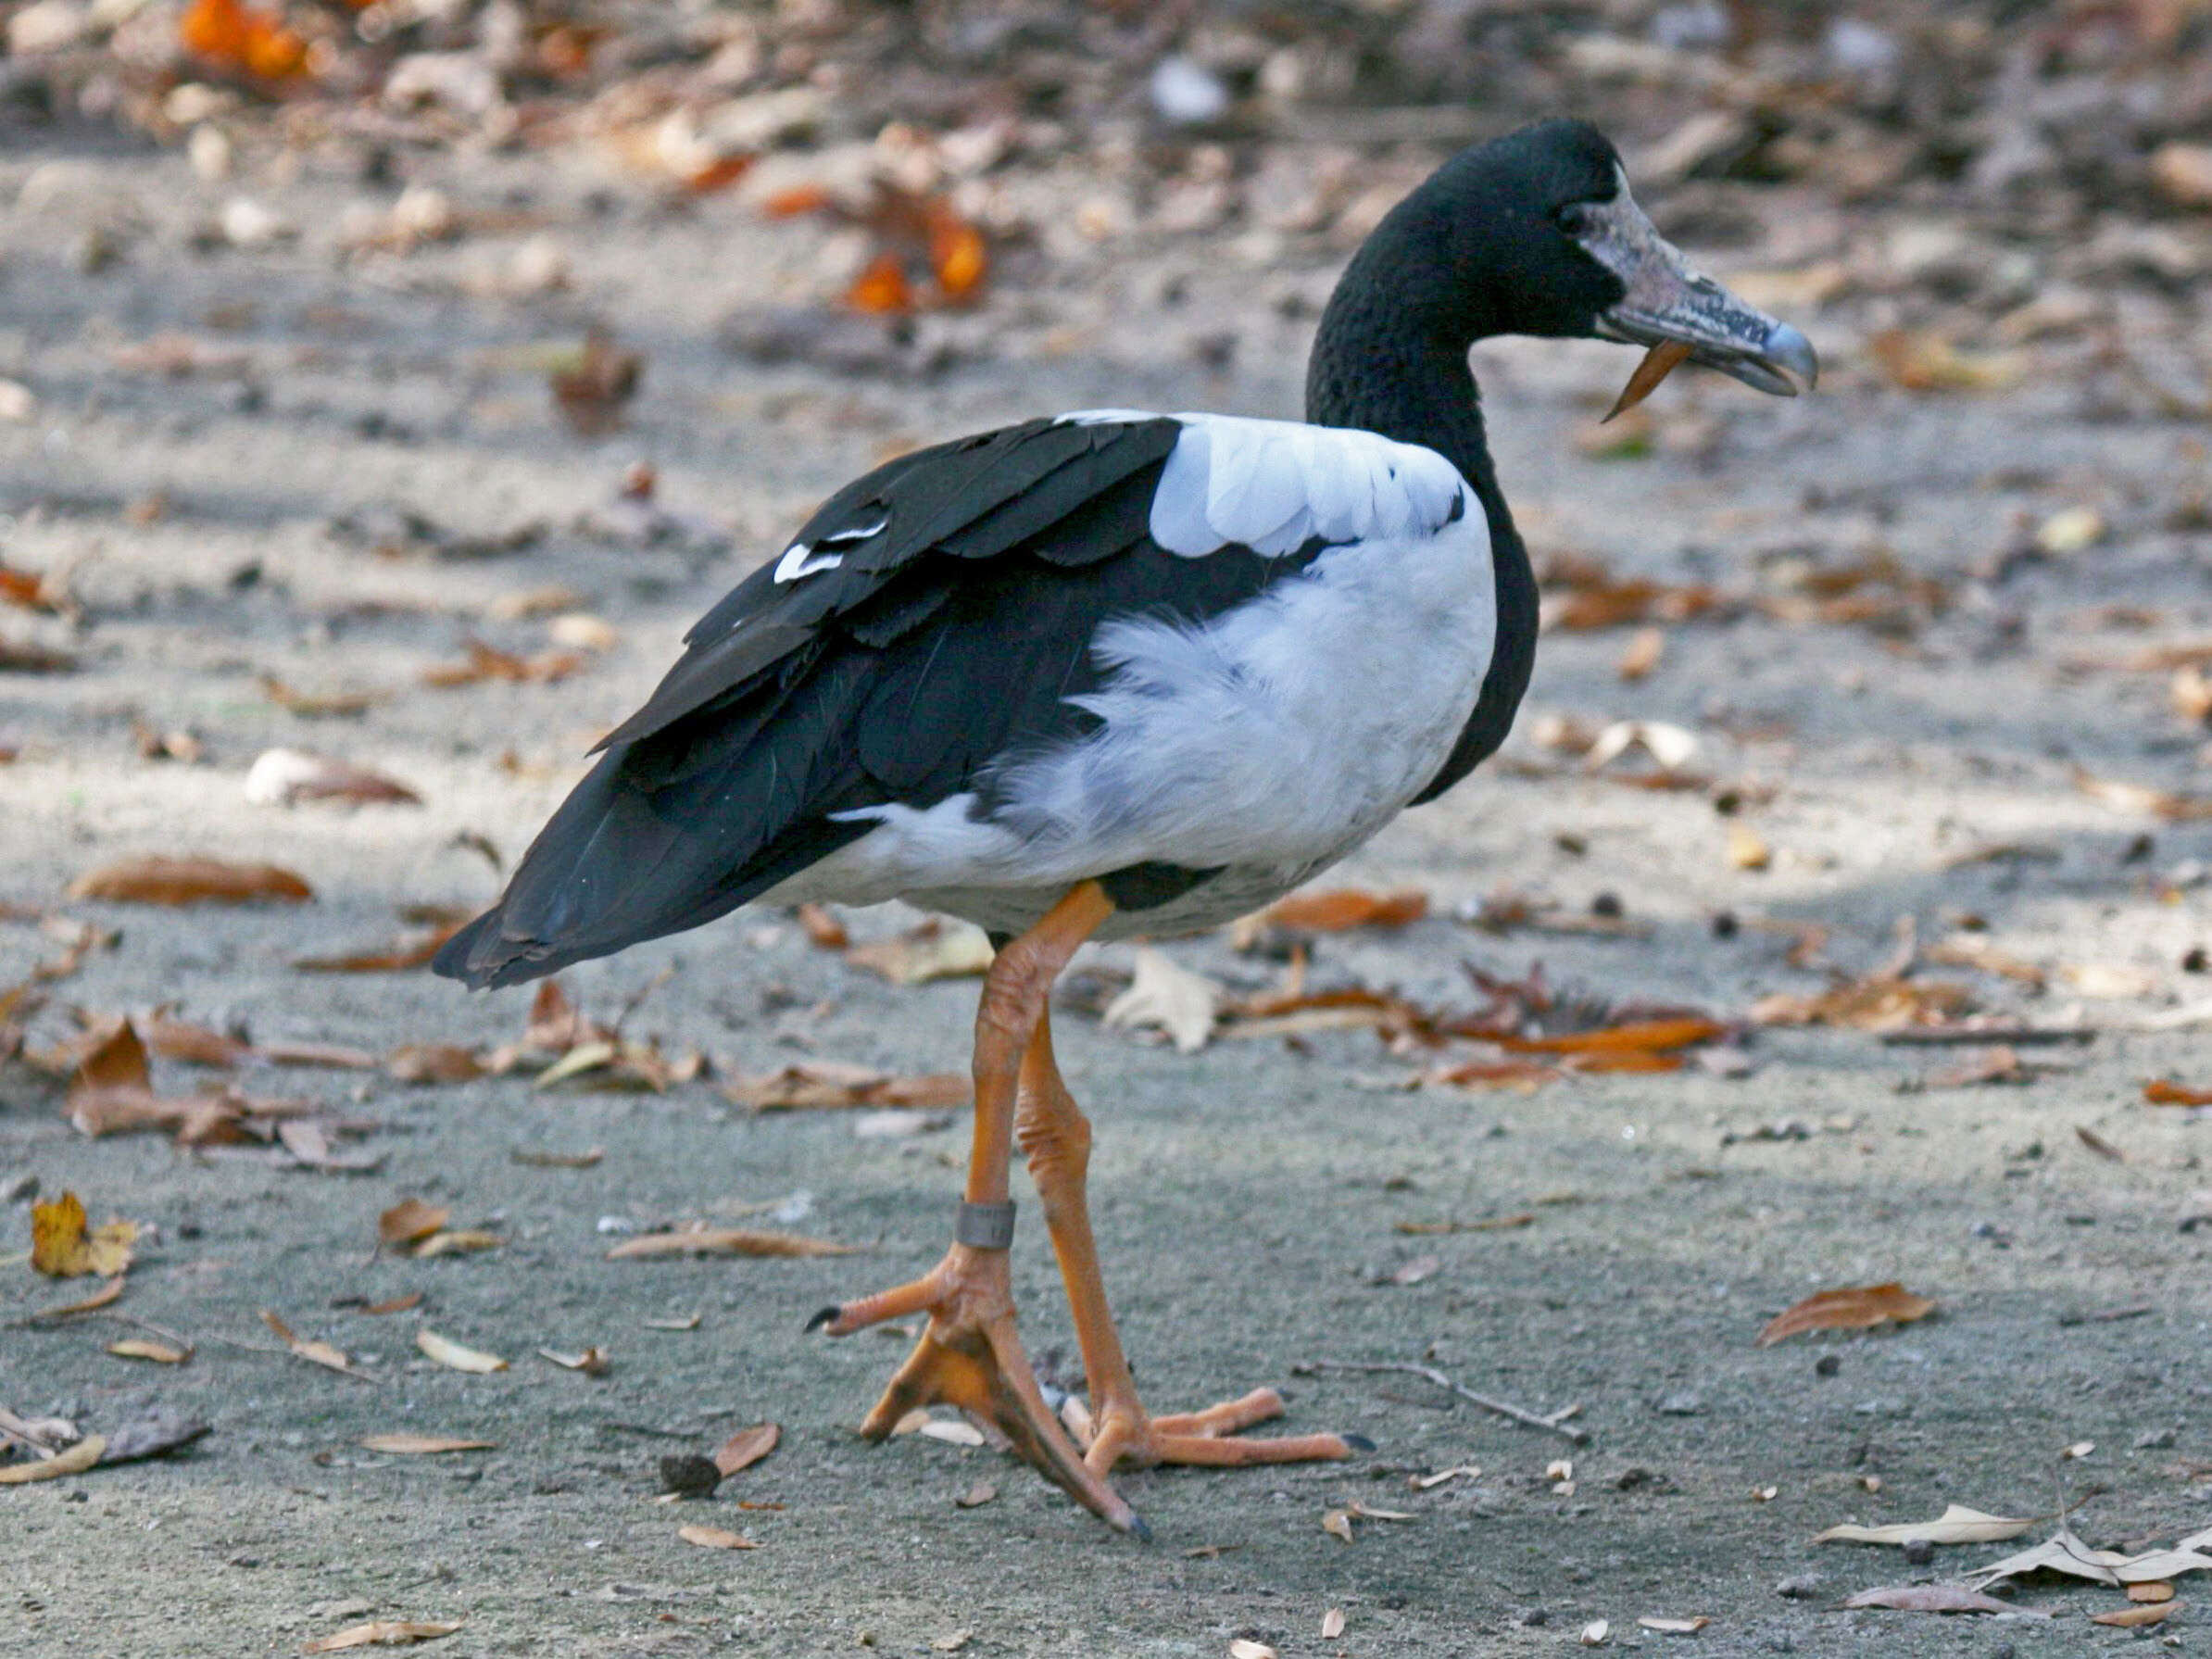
[1301,1359,1590,1445]
[1879,1025,2094,1048]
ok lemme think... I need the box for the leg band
[954,1200,1017,1251]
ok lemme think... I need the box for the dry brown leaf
[918,1418,986,1447]
[1321,1607,1347,1640]
[422,638,585,690]
[2074,770,2212,822]
[300,1622,463,1653]
[244,748,421,808]
[1637,1616,1710,1634]
[954,1481,998,1509]
[25,1275,127,1321]
[1251,887,1428,935]
[1578,1619,1610,1647]
[293,919,464,974]
[360,1433,495,1455]
[385,1045,485,1086]
[1102,948,1222,1053]
[550,329,642,436]
[1227,1641,1278,1659]
[1973,1527,2212,1589]
[1759,1283,1934,1346]
[1752,976,1969,1033]
[2145,1080,2212,1106]
[845,918,996,984]
[536,1346,610,1375]
[415,1330,508,1374]
[795,902,848,948]
[2075,1125,2126,1163]
[2093,1602,2178,1628]
[2130,1582,2177,1603]
[1603,340,1694,421]
[1866,330,2024,394]
[1816,1504,2035,1546]
[379,1199,450,1250]
[411,1230,501,1259]
[678,1523,760,1551]
[713,1423,780,1477]
[1616,626,1665,681]
[261,1309,369,1379]
[1501,1017,1724,1057]
[68,856,312,906]
[1843,1585,2037,1616]
[145,1016,252,1067]
[724,1062,968,1112]
[358,1293,422,1316]
[510,1147,603,1169]
[0,1434,105,1485]
[1321,1508,1355,1543]
[31,1191,138,1277]
[259,674,385,719]
[107,1337,191,1364]
[607,1226,856,1260]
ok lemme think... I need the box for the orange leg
[811,883,1145,1534]
[1015,1007,1367,1476]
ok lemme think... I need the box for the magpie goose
[435,118,1815,1535]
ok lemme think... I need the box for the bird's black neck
[1303,301,1540,805]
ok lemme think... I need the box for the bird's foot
[1067,1386,1369,1473]
[809,1243,1146,1535]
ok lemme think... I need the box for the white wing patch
[773,543,845,583]
[1149,414,1463,558]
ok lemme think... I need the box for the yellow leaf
[359,1434,495,1455]
[0,1434,104,1484]
[31,1191,137,1277]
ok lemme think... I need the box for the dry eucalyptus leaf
[919,1419,987,1448]
[415,1330,508,1374]
[1578,1620,1611,1647]
[67,856,313,906]
[244,748,421,808]
[723,1061,967,1112]
[262,1309,367,1379]
[107,1338,191,1364]
[538,1347,610,1376]
[713,1423,780,1477]
[386,1045,485,1086]
[2092,1601,2175,1628]
[301,1621,463,1653]
[606,1226,855,1260]
[1758,1283,1934,1346]
[954,1481,998,1508]
[1638,1616,1711,1633]
[358,1434,495,1455]
[845,918,995,985]
[1841,1585,2031,1616]
[511,1147,603,1169]
[0,1435,105,1485]
[678,1524,760,1551]
[1103,947,1222,1053]
[1602,339,1693,421]
[1321,1607,1346,1640]
[1228,1641,1278,1659]
[1972,1527,2212,1589]
[26,1276,126,1321]
[379,1199,449,1250]
[1322,1508,1354,1543]
[1816,1504,2034,1546]
[411,1230,502,1259]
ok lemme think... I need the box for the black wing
[434,416,1320,988]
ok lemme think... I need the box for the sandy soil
[6,119,2212,1659]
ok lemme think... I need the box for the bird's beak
[1575,176,1818,414]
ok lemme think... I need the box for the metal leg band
[954,1200,1017,1251]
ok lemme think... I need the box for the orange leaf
[1260,888,1428,933]
[930,220,987,301]
[846,253,914,315]
[760,184,833,218]
[2146,1079,2212,1106]
[379,1198,450,1250]
[685,156,756,195]
[712,1422,780,1477]
[68,856,312,907]
[1499,1017,1724,1056]
[1756,1282,1934,1347]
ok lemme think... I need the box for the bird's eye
[1552,202,1591,235]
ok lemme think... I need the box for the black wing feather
[434,415,1315,989]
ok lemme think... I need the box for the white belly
[764,513,1496,938]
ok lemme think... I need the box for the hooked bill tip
[1762,320,1818,391]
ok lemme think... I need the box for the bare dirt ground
[7,46,2212,1659]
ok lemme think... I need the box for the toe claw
[804,1305,842,1334]
[1342,1433,1376,1452]
[1125,1512,1153,1545]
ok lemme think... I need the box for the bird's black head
[1348,117,1816,399]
